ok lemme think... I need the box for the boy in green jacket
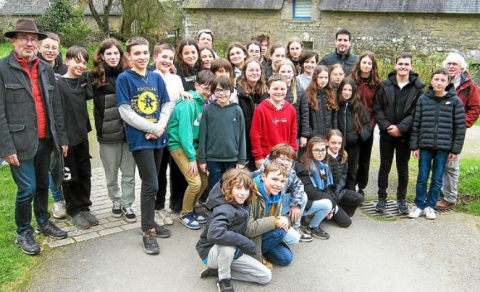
[168,70,214,230]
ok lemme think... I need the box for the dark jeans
[332,189,364,228]
[168,152,188,213]
[377,136,410,200]
[207,161,237,192]
[415,149,449,209]
[62,139,92,217]
[345,143,361,191]
[10,138,52,234]
[133,148,163,232]
[261,228,293,266]
[155,148,170,210]
[355,132,374,190]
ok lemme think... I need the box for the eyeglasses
[214,88,230,95]
[41,46,58,51]
[199,84,211,92]
[247,69,261,74]
[15,36,38,45]
[312,149,327,155]
[446,62,460,67]
[278,156,293,163]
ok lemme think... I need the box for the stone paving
[43,167,178,248]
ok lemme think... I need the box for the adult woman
[236,59,269,170]
[89,38,135,221]
[199,46,215,71]
[286,37,305,75]
[175,38,200,91]
[264,44,285,79]
[227,42,247,81]
[350,52,382,194]
[296,51,318,92]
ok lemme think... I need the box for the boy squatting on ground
[196,168,271,292]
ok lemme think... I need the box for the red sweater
[250,99,297,160]
[357,80,378,129]
[456,72,480,128]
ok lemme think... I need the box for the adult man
[319,29,358,76]
[0,19,69,255]
[373,52,425,214]
[37,32,67,75]
[196,28,219,58]
[436,53,480,209]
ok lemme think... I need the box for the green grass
[456,156,480,215]
[0,167,36,292]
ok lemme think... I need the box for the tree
[36,0,77,34]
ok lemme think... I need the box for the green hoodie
[167,91,206,161]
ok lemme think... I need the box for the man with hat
[0,19,69,255]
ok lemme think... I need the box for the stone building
[183,0,480,63]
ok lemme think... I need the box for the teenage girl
[325,130,364,228]
[286,37,305,75]
[306,65,338,137]
[350,52,382,194]
[199,46,215,71]
[211,58,238,103]
[276,59,311,150]
[246,40,262,62]
[264,43,285,79]
[236,59,269,170]
[329,64,345,91]
[227,42,247,81]
[296,51,318,91]
[175,38,200,91]
[336,78,372,191]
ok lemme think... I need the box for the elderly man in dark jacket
[373,52,425,215]
[0,19,69,255]
[319,29,358,76]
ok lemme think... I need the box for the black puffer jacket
[285,84,311,138]
[373,71,425,143]
[196,181,258,261]
[310,88,338,137]
[90,65,126,143]
[327,153,347,202]
[337,100,372,147]
[295,161,337,209]
[319,48,358,76]
[410,85,466,154]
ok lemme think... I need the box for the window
[293,0,311,20]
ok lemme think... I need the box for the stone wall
[184,2,480,63]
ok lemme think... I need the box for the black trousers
[63,139,92,217]
[331,189,364,227]
[355,132,374,190]
[167,152,187,212]
[345,143,361,191]
[377,136,410,200]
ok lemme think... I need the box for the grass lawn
[457,156,480,215]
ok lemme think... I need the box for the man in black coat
[319,29,358,76]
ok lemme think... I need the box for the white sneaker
[408,206,424,218]
[158,209,173,225]
[424,207,437,220]
[52,200,67,219]
[155,210,165,226]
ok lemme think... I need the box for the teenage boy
[253,144,311,243]
[250,74,297,170]
[116,37,172,255]
[37,32,67,75]
[199,75,247,191]
[251,32,271,66]
[373,52,425,214]
[319,29,358,76]
[59,46,97,230]
[168,70,214,230]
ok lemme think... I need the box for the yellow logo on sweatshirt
[138,92,157,114]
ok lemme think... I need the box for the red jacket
[456,71,480,128]
[357,80,378,129]
[250,99,297,160]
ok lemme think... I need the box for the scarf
[308,160,333,191]
[253,176,283,217]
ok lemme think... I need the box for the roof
[183,0,284,10]
[0,0,122,16]
[319,0,480,14]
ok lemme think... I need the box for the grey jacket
[0,51,68,160]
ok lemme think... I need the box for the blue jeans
[303,199,333,228]
[10,138,52,234]
[415,149,449,209]
[281,191,307,228]
[48,172,64,202]
[207,161,237,192]
[261,228,293,266]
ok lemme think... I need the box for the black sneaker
[15,231,40,255]
[153,222,171,238]
[71,212,90,230]
[82,211,99,226]
[397,199,409,215]
[217,278,235,292]
[111,201,122,218]
[36,221,68,239]
[122,206,137,223]
[308,226,330,240]
[375,198,388,213]
[200,268,218,278]
[143,228,160,255]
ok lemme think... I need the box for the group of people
[1,18,479,292]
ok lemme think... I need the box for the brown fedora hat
[4,19,48,40]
